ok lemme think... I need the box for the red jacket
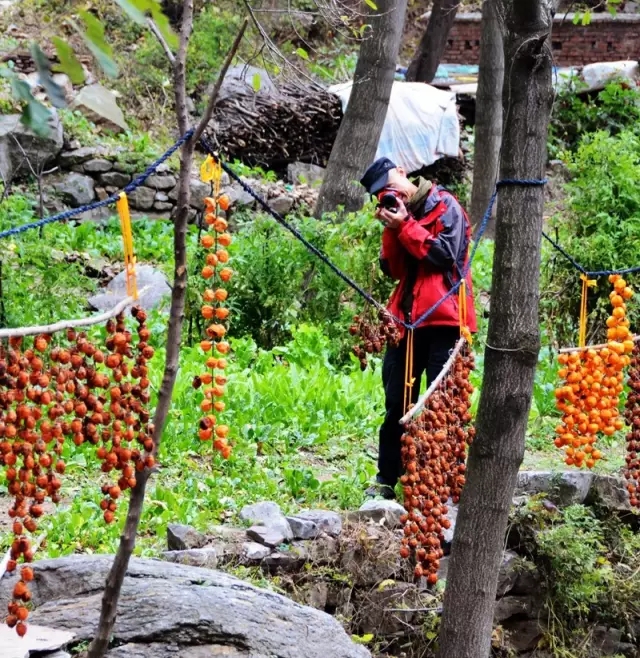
[379,185,477,336]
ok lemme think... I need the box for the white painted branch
[0,287,150,339]
[399,337,466,425]
[558,333,640,354]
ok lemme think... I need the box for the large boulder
[0,555,371,658]
[52,172,96,207]
[0,111,63,182]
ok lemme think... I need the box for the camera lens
[380,193,398,210]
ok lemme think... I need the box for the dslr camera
[377,190,401,212]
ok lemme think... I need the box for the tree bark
[313,0,407,217]
[437,2,553,657]
[405,0,459,83]
[469,0,504,238]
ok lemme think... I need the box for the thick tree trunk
[313,0,407,217]
[437,2,553,657]
[405,0,459,83]
[469,0,504,238]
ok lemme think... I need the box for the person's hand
[376,199,408,229]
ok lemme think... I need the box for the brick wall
[434,12,640,67]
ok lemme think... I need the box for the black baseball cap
[360,157,397,195]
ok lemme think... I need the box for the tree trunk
[437,2,553,657]
[405,0,459,83]
[469,0,504,238]
[313,0,407,217]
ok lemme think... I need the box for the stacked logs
[205,77,342,174]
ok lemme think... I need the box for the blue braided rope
[541,231,587,274]
[0,129,195,240]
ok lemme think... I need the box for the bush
[549,80,640,157]
[542,128,640,347]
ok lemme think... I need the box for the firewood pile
[204,66,342,175]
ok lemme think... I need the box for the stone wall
[46,144,322,221]
[434,12,640,67]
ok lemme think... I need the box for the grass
[0,192,630,560]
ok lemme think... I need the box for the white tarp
[329,80,460,174]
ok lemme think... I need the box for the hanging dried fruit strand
[554,275,634,469]
[193,193,233,459]
[350,307,401,371]
[398,348,475,586]
[624,341,640,507]
[1,306,154,636]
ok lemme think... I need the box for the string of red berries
[624,341,640,508]
[1,306,153,636]
[350,308,401,371]
[398,349,475,585]
[192,193,232,459]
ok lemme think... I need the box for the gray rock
[95,187,109,201]
[494,595,540,623]
[357,499,406,529]
[227,182,255,207]
[155,191,169,202]
[301,536,339,564]
[166,523,208,551]
[169,178,211,209]
[306,582,329,610]
[153,201,173,212]
[0,623,75,658]
[503,618,545,652]
[241,541,272,561]
[100,171,131,187]
[587,474,633,514]
[0,555,371,658]
[263,545,308,572]
[295,509,342,537]
[88,264,171,312]
[0,111,63,181]
[59,146,99,167]
[83,158,113,173]
[590,626,633,656]
[146,173,177,190]
[127,185,156,210]
[515,470,593,506]
[162,548,218,569]
[287,515,319,539]
[511,560,543,596]
[52,172,95,207]
[246,525,287,548]
[269,194,294,215]
[72,84,127,133]
[239,501,293,541]
[208,524,247,541]
[287,161,326,186]
[70,164,86,173]
[437,555,450,580]
[497,550,521,597]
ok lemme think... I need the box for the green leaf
[30,43,67,109]
[295,47,309,60]
[149,5,178,49]
[21,97,53,137]
[73,10,118,78]
[252,72,261,92]
[351,634,373,645]
[364,0,378,9]
[52,37,85,85]
[113,0,147,24]
[581,9,591,25]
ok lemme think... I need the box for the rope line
[200,136,547,331]
[0,129,195,240]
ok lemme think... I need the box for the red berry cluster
[350,309,401,370]
[624,341,640,507]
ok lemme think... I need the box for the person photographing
[360,157,477,500]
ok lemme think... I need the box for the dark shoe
[365,483,397,500]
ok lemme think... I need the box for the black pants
[377,325,460,487]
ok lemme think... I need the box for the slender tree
[405,0,459,84]
[437,2,554,657]
[87,5,247,656]
[469,0,504,238]
[314,0,407,217]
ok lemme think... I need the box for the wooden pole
[558,334,640,354]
